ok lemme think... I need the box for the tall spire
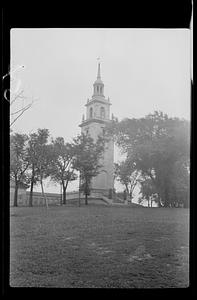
[93,58,104,97]
[97,62,101,79]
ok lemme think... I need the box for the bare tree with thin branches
[3,65,35,127]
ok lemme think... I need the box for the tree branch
[11,102,33,116]
[10,90,24,105]
[10,101,33,127]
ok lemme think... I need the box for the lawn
[10,205,189,288]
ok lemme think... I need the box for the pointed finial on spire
[97,57,101,79]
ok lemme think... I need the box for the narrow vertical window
[100,107,105,119]
[90,107,93,118]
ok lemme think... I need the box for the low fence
[10,190,112,206]
[26,191,61,206]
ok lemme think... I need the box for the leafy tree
[50,137,77,205]
[115,160,140,202]
[27,129,52,208]
[72,133,105,205]
[36,132,53,208]
[27,131,43,206]
[138,177,158,207]
[10,133,30,206]
[169,158,189,207]
[107,111,190,207]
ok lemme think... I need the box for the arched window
[100,107,105,119]
[97,86,99,93]
[89,107,93,118]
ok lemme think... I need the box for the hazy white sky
[10,28,191,193]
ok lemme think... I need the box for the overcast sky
[10,28,191,193]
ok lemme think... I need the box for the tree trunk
[125,185,129,200]
[63,186,66,205]
[13,181,18,207]
[164,187,170,207]
[84,178,88,205]
[85,193,88,205]
[157,192,162,207]
[60,183,62,205]
[40,178,48,208]
[129,191,133,203]
[78,176,81,206]
[29,180,34,207]
[63,180,69,205]
[29,166,35,207]
[158,198,162,207]
[78,190,81,206]
[62,184,66,205]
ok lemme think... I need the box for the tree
[107,111,190,207]
[10,133,30,206]
[27,131,42,206]
[169,158,189,207]
[72,133,105,205]
[27,129,52,208]
[50,137,77,205]
[138,177,158,207]
[3,65,34,127]
[115,160,140,202]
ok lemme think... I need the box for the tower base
[89,188,114,199]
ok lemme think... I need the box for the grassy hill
[10,205,189,288]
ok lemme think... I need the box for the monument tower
[79,62,114,197]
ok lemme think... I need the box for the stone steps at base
[66,198,109,205]
[112,197,125,204]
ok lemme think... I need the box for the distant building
[79,63,114,197]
